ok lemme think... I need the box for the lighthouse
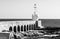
[32,3,44,29]
[32,4,39,30]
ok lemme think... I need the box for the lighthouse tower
[32,4,39,30]
[32,3,44,28]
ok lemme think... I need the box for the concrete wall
[0,21,35,32]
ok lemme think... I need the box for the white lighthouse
[32,3,44,28]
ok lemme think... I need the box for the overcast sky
[0,0,60,19]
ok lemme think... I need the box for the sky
[0,0,60,19]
